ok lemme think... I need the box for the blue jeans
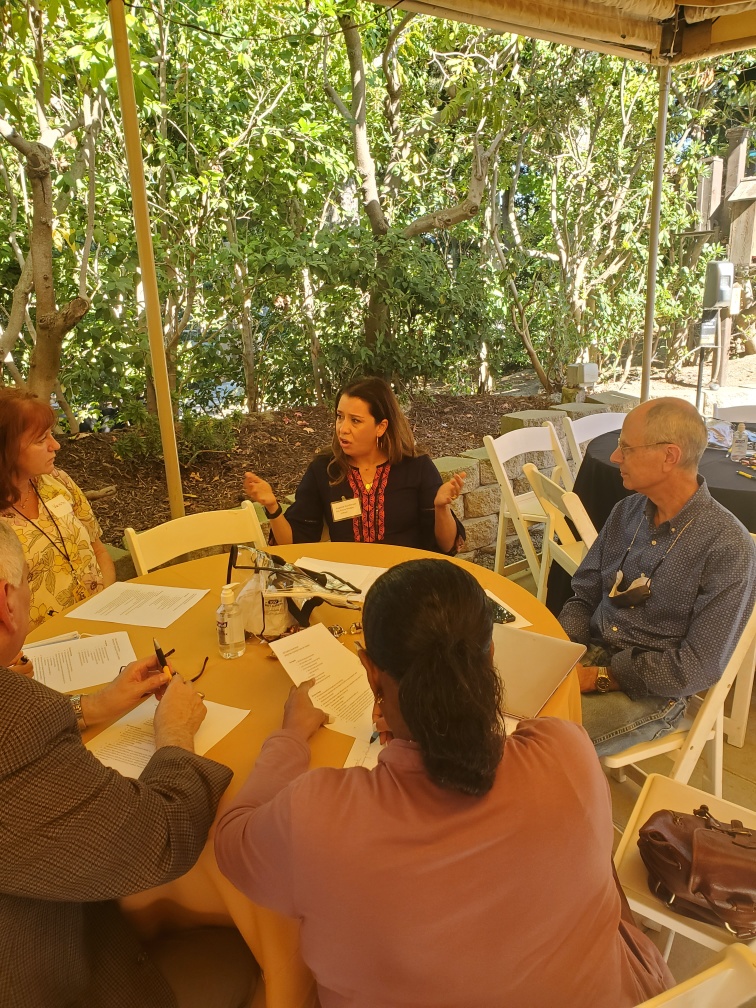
[581,692,689,757]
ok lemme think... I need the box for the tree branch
[404,132,504,238]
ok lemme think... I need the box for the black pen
[153,637,170,674]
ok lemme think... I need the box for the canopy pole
[640,64,671,404]
[107,0,184,519]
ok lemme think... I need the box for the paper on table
[294,557,386,596]
[31,632,137,692]
[65,583,208,628]
[270,623,374,737]
[343,730,382,769]
[485,589,531,630]
[86,697,250,778]
[24,631,81,650]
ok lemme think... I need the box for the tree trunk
[0,127,90,401]
[300,267,325,403]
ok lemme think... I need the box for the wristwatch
[264,503,283,520]
[595,667,613,693]
[70,694,87,728]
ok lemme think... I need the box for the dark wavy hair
[327,377,416,485]
[0,389,56,511]
[362,559,505,796]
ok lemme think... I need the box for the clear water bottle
[731,423,749,463]
[217,582,246,659]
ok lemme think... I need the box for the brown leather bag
[637,805,756,939]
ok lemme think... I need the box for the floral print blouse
[2,468,104,629]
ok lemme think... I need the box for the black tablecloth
[546,429,756,614]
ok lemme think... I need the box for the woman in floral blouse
[0,389,115,629]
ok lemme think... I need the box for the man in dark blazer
[0,522,257,1008]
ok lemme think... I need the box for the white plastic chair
[522,462,596,602]
[635,943,756,1007]
[560,411,625,476]
[124,500,266,576]
[614,774,756,961]
[723,534,756,748]
[636,944,756,1007]
[713,405,756,423]
[483,423,572,582]
[602,602,756,797]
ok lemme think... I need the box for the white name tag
[45,495,73,518]
[331,497,362,522]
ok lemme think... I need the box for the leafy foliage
[1,0,755,412]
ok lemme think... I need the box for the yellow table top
[27,543,581,1008]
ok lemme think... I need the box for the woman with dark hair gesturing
[215,559,672,1007]
[243,377,465,554]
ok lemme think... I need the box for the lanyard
[13,483,74,570]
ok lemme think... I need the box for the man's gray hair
[0,522,25,587]
[644,399,708,469]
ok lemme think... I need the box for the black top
[281,453,465,555]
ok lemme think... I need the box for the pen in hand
[153,638,171,675]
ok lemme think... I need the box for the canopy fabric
[383,1,756,63]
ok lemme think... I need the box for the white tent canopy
[382,1,756,63]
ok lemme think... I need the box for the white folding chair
[561,411,625,476]
[483,423,572,582]
[615,774,756,961]
[723,534,756,748]
[124,500,266,576]
[636,943,756,1007]
[713,405,756,423]
[602,602,756,797]
[522,462,595,602]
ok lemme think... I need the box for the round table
[574,429,756,535]
[28,543,581,1008]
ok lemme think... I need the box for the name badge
[331,497,362,522]
[46,496,73,518]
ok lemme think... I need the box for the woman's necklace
[356,458,385,492]
[17,480,33,510]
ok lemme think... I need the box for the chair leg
[723,645,756,748]
[702,710,724,798]
[536,545,552,603]
[511,515,541,584]
[660,928,676,961]
[493,509,508,576]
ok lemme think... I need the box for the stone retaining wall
[433,401,633,570]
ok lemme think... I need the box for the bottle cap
[221,582,239,605]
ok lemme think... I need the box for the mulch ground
[56,391,552,544]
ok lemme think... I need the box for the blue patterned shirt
[559,479,756,700]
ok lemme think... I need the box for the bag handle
[694,805,753,838]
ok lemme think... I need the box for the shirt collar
[644,475,710,532]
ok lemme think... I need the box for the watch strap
[70,694,87,728]
[264,503,283,520]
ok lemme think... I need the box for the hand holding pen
[153,638,209,696]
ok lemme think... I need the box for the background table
[574,429,756,534]
[28,543,581,1008]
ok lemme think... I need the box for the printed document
[343,730,382,769]
[65,583,208,628]
[31,632,137,692]
[87,697,250,778]
[270,623,374,737]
